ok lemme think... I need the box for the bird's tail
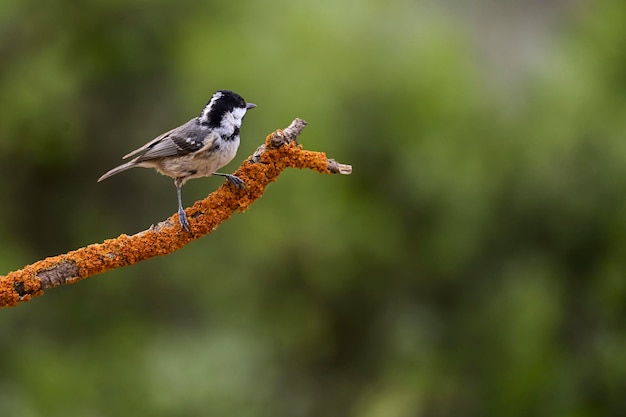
[97,161,137,182]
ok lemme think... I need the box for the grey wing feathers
[122,125,179,159]
[123,119,213,161]
[99,119,216,182]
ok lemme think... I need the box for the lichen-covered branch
[0,119,352,309]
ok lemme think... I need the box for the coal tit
[98,90,256,231]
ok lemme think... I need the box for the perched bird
[98,90,256,231]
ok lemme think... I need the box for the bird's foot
[178,207,191,232]
[213,172,246,189]
[225,174,246,189]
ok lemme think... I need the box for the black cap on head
[199,90,254,127]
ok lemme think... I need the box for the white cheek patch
[222,107,247,128]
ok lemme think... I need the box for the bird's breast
[154,136,240,181]
[199,136,239,168]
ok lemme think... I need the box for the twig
[0,119,352,309]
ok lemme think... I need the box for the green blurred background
[2,0,626,415]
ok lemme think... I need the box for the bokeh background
[2,0,626,416]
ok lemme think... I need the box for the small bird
[98,90,256,231]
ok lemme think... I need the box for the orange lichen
[0,119,351,309]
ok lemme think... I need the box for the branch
[0,119,352,309]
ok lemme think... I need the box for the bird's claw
[226,174,246,189]
[178,208,191,232]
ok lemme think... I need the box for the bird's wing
[123,120,215,161]
[122,125,181,159]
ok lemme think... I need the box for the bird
[98,90,256,231]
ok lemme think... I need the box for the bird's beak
[246,103,257,109]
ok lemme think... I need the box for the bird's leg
[175,178,190,232]
[213,172,245,189]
